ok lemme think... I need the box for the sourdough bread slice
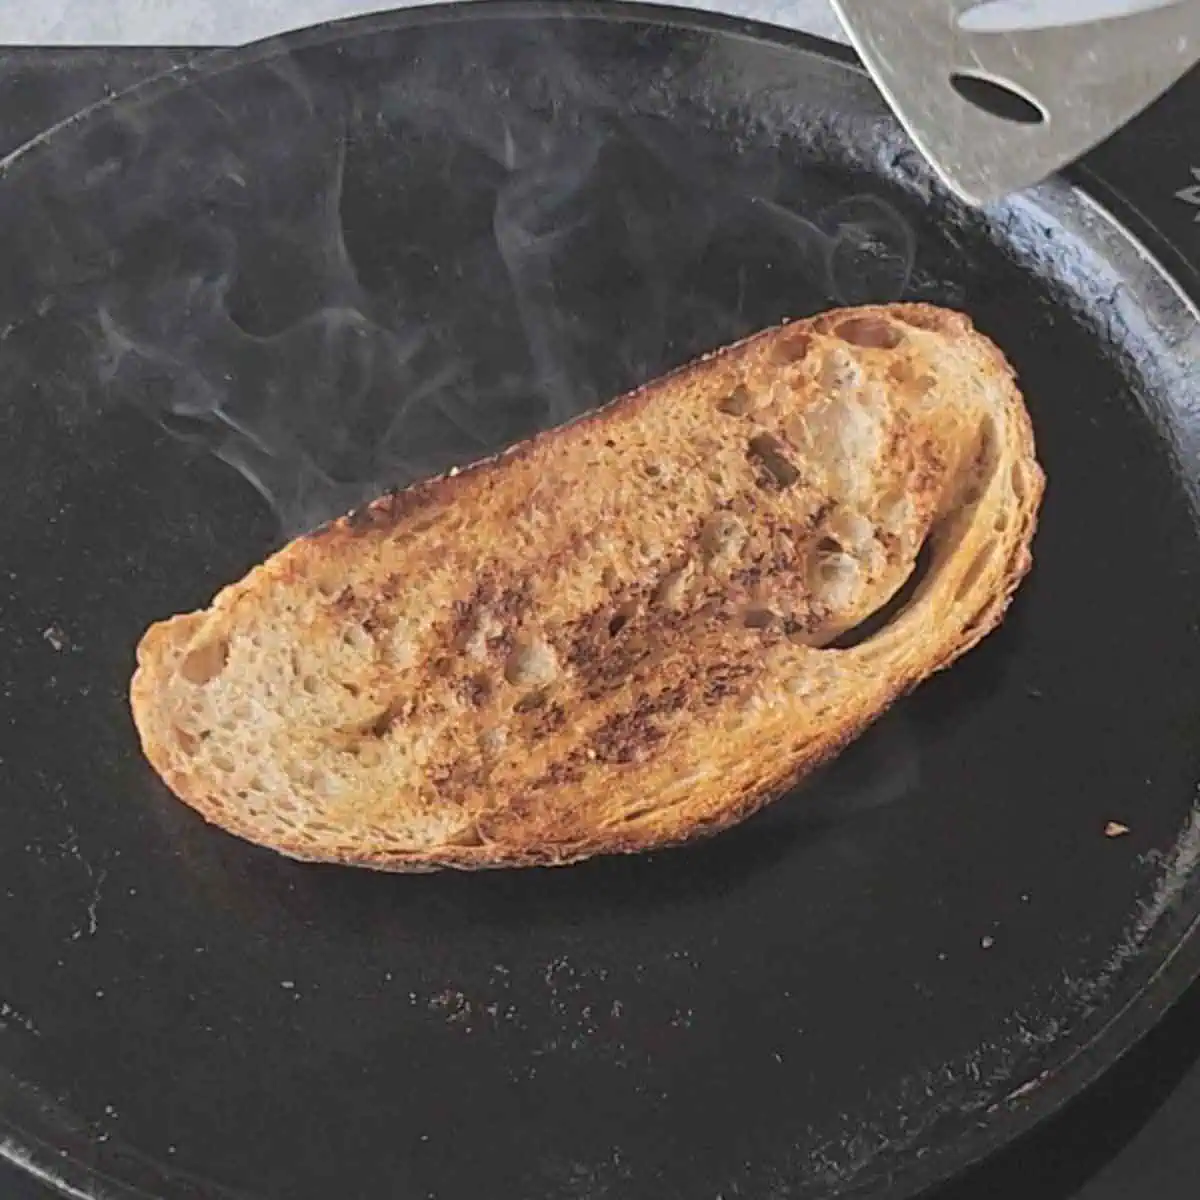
[131,303,1043,870]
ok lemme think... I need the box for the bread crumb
[42,624,67,651]
[1104,821,1130,838]
[980,935,995,950]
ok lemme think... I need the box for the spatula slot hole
[958,0,1172,34]
[949,72,1047,125]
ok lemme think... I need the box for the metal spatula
[829,0,1200,204]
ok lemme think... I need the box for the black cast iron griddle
[0,4,1198,1199]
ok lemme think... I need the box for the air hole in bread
[652,567,688,607]
[834,316,904,350]
[607,600,639,637]
[828,538,935,650]
[1011,460,1028,501]
[748,433,801,487]
[341,627,372,654]
[301,674,320,695]
[743,606,777,630]
[479,727,507,759]
[464,673,493,708]
[817,535,843,556]
[827,508,876,555]
[174,726,197,755]
[817,348,862,399]
[505,636,558,687]
[812,551,861,614]
[784,617,819,647]
[954,543,997,602]
[771,328,812,364]
[896,309,948,332]
[211,751,236,774]
[643,463,662,478]
[340,680,361,698]
[514,686,551,714]
[448,825,485,847]
[728,495,754,523]
[179,637,228,685]
[621,807,655,823]
[366,705,400,738]
[699,512,746,559]
[884,356,934,398]
[993,513,1010,533]
[959,597,995,640]
[977,415,1000,468]
[717,384,754,416]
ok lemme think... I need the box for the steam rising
[77,23,918,538]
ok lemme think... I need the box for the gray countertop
[0,0,846,45]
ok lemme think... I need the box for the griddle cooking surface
[0,6,1198,1200]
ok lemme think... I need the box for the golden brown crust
[130,303,1044,871]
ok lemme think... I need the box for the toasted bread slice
[130,304,1043,871]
